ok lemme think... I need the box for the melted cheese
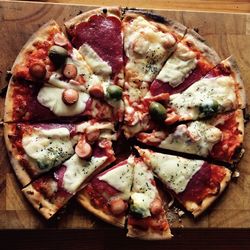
[139,149,203,193]
[130,160,157,218]
[169,76,237,120]
[22,127,74,171]
[62,154,107,193]
[79,43,112,75]
[156,43,197,87]
[98,159,134,199]
[159,121,222,157]
[48,49,101,91]
[37,86,89,116]
[124,16,176,82]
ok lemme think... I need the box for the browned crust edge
[127,224,173,240]
[4,123,32,187]
[76,189,125,228]
[64,7,122,30]
[22,184,59,220]
[3,77,15,122]
[224,56,246,110]
[11,20,60,74]
[122,9,187,39]
[185,29,221,66]
[185,167,232,217]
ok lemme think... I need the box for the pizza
[3,7,246,240]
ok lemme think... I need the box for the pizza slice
[127,157,172,240]
[149,29,221,96]
[22,123,116,219]
[77,156,134,228]
[136,147,232,217]
[166,56,245,124]
[122,10,186,137]
[4,120,117,186]
[137,109,244,163]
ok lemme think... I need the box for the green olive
[106,85,123,100]
[48,45,68,68]
[199,99,219,118]
[149,102,167,121]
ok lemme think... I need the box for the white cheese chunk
[159,121,222,156]
[156,43,197,87]
[37,86,89,116]
[79,43,112,75]
[62,154,107,193]
[169,76,237,120]
[130,160,157,218]
[124,16,176,82]
[22,127,74,171]
[98,158,134,199]
[139,149,203,193]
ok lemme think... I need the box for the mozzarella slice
[156,43,197,87]
[37,86,89,116]
[79,43,112,75]
[98,157,134,199]
[138,149,203,194]
[22,127,74,171]
[169,76,237,120]
[62,154,108,193]
[124,16,176,82]
[159,121,222,156]
[130,160,157,218]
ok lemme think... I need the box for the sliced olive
[48,45,68,68]
[199,99,219,118]
[106,85,123,100]
[29,62,46,79]
[149,102,167,121]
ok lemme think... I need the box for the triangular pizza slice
[137,147,231,217]
[77,156,134,228]
[127,157,172,240]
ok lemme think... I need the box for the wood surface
[18,0,250,13]
[0,0,250,237]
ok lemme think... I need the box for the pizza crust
[127,225,173,240]
[22,184,59,219]
[185,29,221,66]
[223,56,246,109]
[184,167,232,217]
[4,123,32,186]
[122,10,187,39]
[76,189,126,228]
[64,7,121,31]
[4,78,15,122]
[11,20,60,75]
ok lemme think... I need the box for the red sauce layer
[72,15,123,77]
[178,163,226,204]
[210,112,241,161]
[150,62,209,96]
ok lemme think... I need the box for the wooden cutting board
[0,0,250,230]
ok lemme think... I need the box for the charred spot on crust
[39,203,43,210]
[102,8,108,14]
[26,191,34,195]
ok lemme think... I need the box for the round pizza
[3,7,246,240]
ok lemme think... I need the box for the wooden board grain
[0,0,250,230]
